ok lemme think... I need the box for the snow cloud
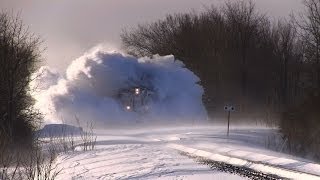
[32,46,207,127]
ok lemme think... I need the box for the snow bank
[168,144,320,179]
[32,47,207,126]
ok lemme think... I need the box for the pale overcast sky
[1,0,303,71]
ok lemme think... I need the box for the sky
[1,0,303,72]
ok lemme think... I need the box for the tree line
[121,0,320,160]
[0,12,42,149]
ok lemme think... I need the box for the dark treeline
[0,12,42,149]
[121,0,320,160]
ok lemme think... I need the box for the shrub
[280,92,320,161]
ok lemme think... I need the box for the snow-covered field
[51,126,320,180]
[55,143,243,179]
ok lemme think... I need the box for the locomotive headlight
[126,106,131,110]
[135,88,140,95]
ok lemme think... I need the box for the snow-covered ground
[55,143,243,180]
[50,125,320,180]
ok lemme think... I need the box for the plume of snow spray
[32,46,207,127]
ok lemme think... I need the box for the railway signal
[224,105,235,137]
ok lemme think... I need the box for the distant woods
[121,0,320,160]
[121,1,301,122]
[0,12,42,147]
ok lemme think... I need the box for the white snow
[169,144,320,179]
[54,129,244,179]
[55,144,244,180]
[52,126,320,180]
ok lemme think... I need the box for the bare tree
[278,0,320,162]
[223,1,262,97]
[271,20,298,107]
[121,1,279,121]
[0,12,42,146]
[294,0,320,89]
